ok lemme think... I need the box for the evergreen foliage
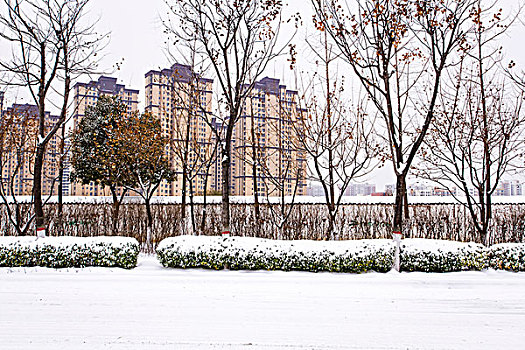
[70,96,134,190]
[0,236,139,269]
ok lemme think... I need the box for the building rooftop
[74,76,139,94]
[145,63,213,84]
[5,103,58,121]
[245,77,297,96]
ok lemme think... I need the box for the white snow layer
[0,235,138,248]
[157,235,392,255]
[1,254,525,349]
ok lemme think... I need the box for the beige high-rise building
[232,77,307,197]
[145,63,215,196]
[1,104,61,196]
[70,76,139,196]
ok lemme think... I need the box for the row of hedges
[1,236,523,272]
[0,236,139,269]
[157,236,525,273]
[156,236,395,273]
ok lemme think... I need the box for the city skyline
[1,0,524,191]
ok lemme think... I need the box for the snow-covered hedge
[489,243,525,271]
[157,236,394,273]
[400,239,487,272]
[0,236,140,269]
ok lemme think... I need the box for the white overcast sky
[2,0,524,190]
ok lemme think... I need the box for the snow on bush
[400,239,487,272]
[0,236,139,269]
[156,236,395,273]
[489,243,525,271]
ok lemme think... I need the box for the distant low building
[344,183,376,196]
[432,187,456,197]
[306,183,325,197]
[385,184,395,196]
[408,184,432,196]
[371,192,391,196]
[495,180,522,196]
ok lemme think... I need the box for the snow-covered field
[1,255,525,349]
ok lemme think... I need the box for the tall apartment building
[1,104,62,196]
[70,76,139,196]
[145,63,215,196]
[231,77,307,197]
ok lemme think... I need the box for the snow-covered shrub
[488,244,525,271]
[0,236,139,269]
[400,239,487,272]
[156,236,395,273]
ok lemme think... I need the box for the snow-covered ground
[1,255,524,349]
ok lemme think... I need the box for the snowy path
[1,255,525,349]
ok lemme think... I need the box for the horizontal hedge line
[400,239,487,272]
[0,236,140,269]
[157,236,525,273]
[488,243,525,271]
[157,236,395,273]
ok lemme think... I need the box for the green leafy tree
[120,112,175,251]
[70,96,134,234]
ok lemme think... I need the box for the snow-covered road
[1,255,524,349]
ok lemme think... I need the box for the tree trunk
[392,174,407,271]
[145,197,153,252]
[57,125,65,235]
[201,174,209,233]
[393,174,407,233]
[327,208,336,240]
[189,188,196,233]
[181,164,187,235]
[110,186,120,235]
[221,140,231,236]
[34,144,46,237]
[251,107,260,227]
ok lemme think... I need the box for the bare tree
[312,0,475,267]
[244,87,306,238]
[0,0,103,236]
[164,0,295,236]
[163,63,216,234]
[296,29,378,239]
[419,1,525,245]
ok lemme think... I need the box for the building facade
[70,76,139,196]
[231,77,307,197]
[1,104,62,196]
[345,183,376,196]
[145,63,215,196]
[496,180,522,196]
